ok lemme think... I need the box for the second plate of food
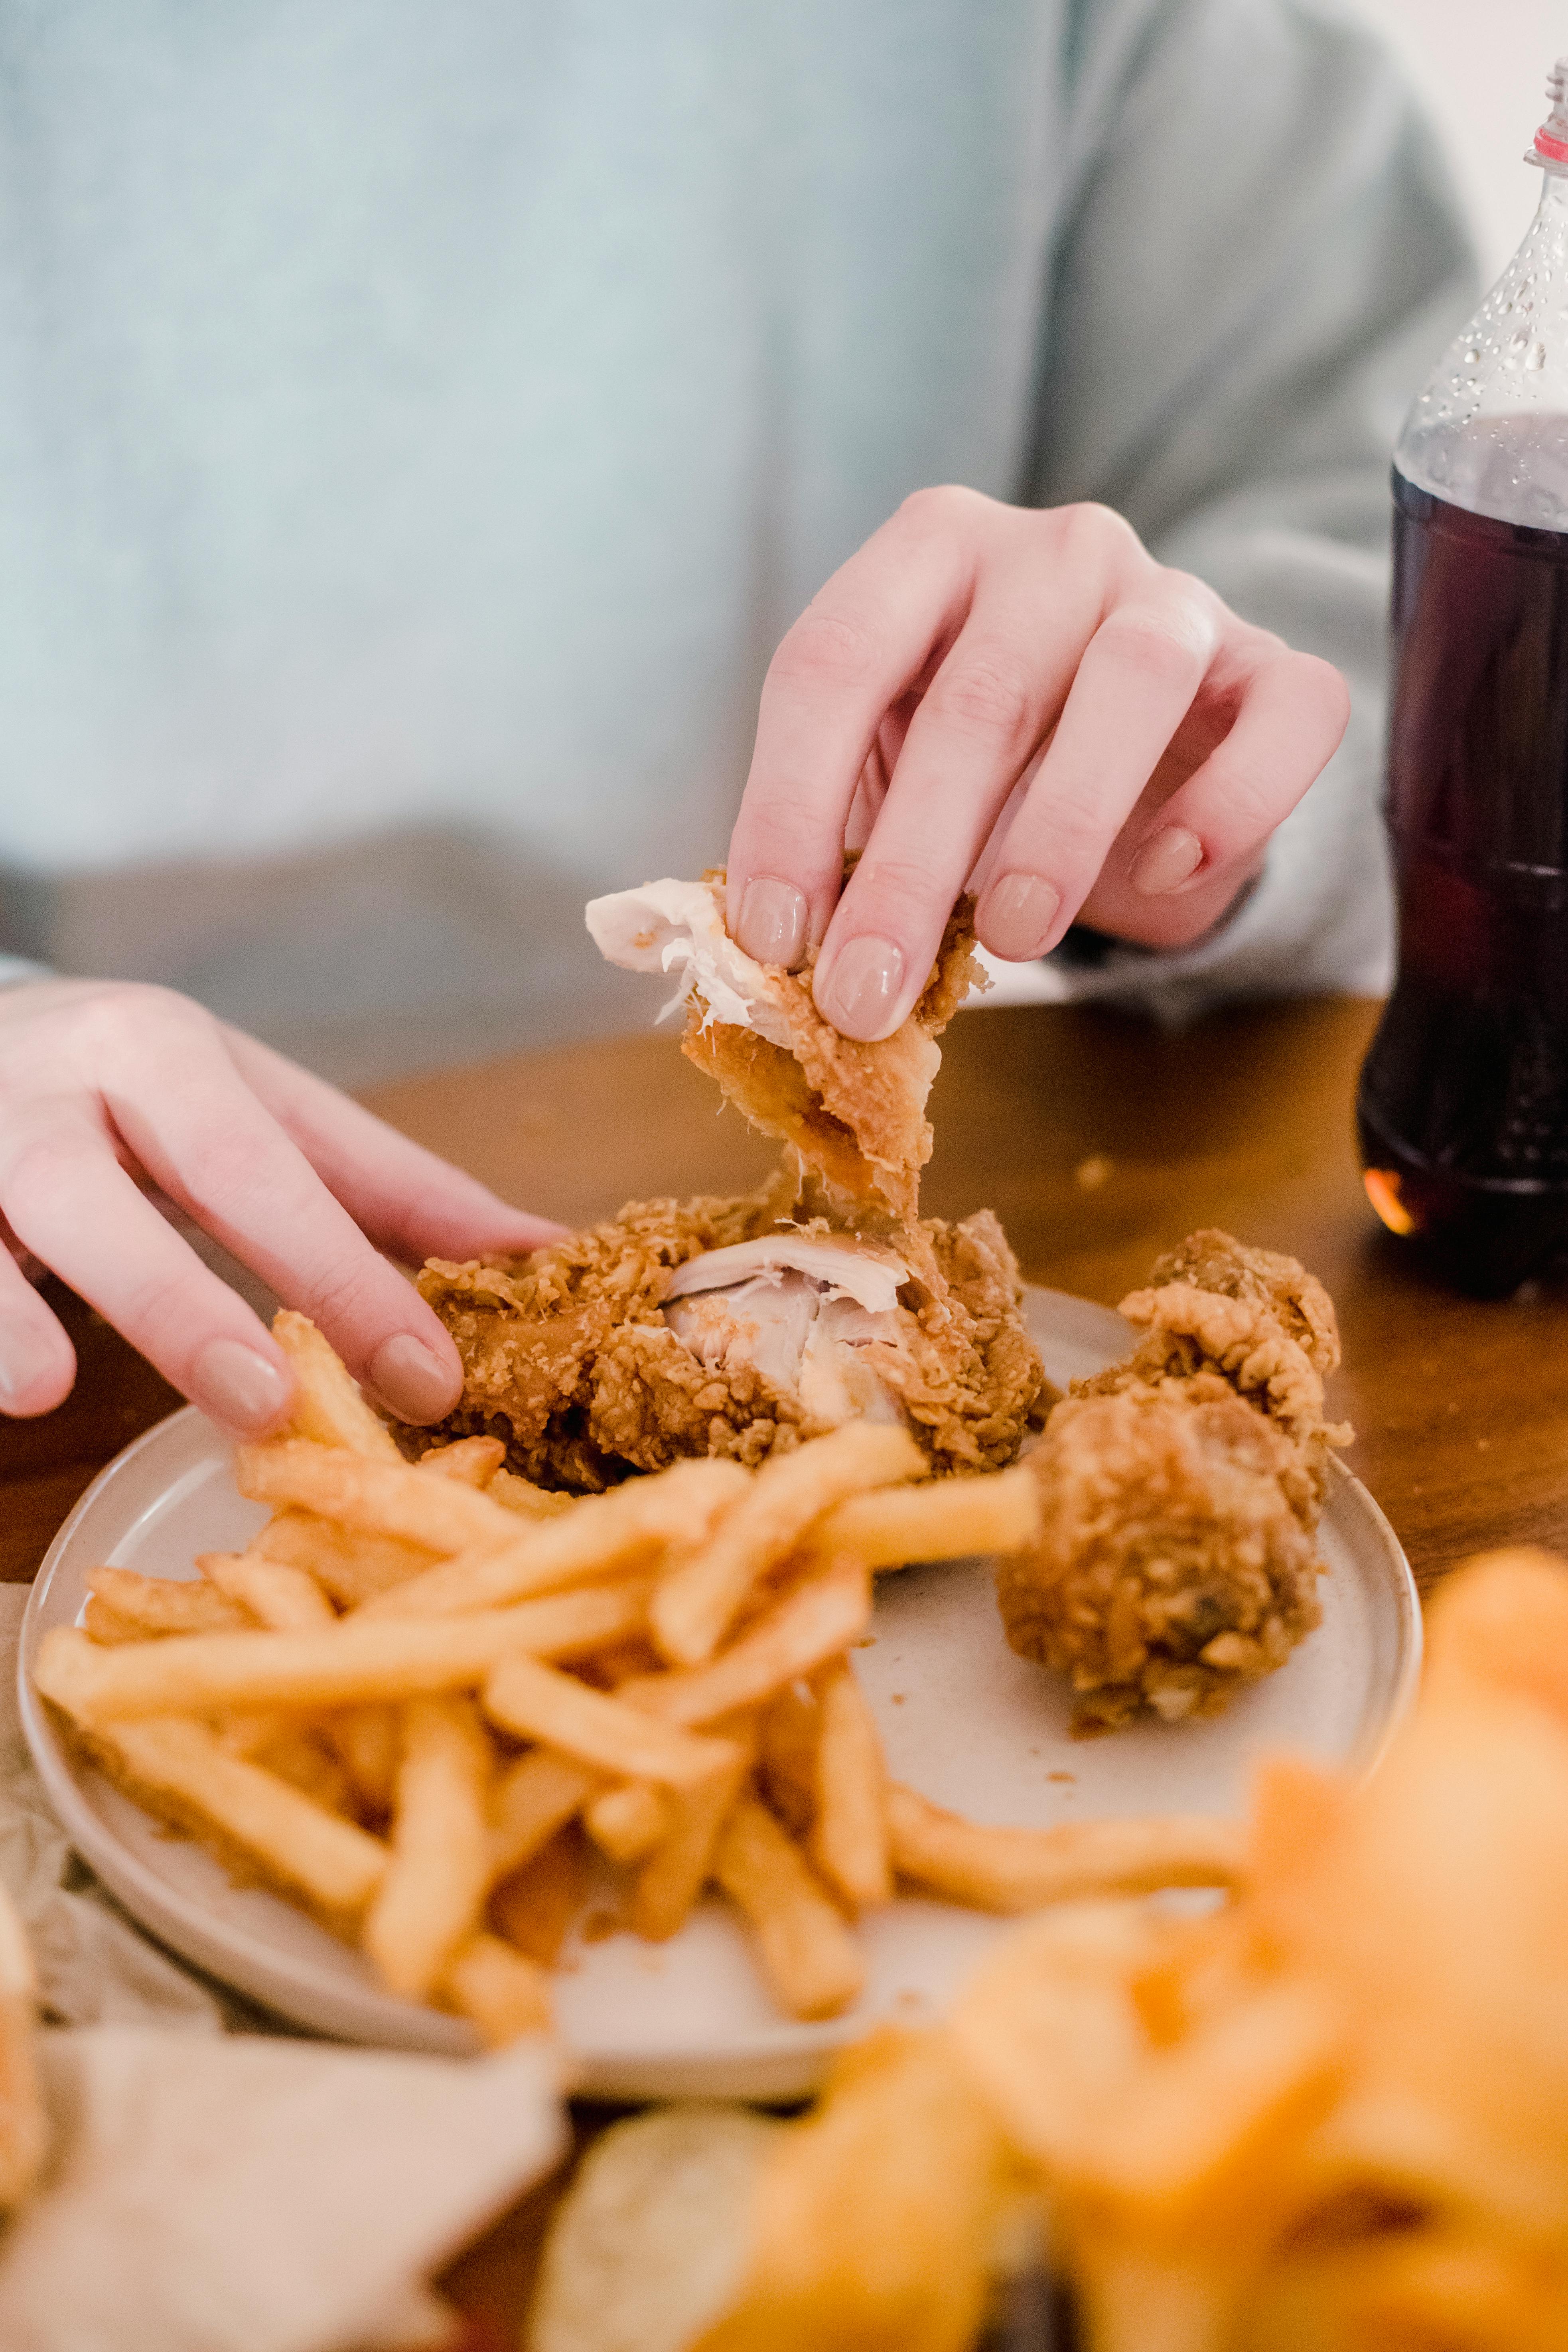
[19,1287,1418,2101]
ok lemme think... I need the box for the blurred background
[1355,0,1563,274]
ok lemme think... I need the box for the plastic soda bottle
[1358,58,1568,1294]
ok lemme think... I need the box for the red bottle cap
[1533,57,1568,166]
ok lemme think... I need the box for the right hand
[0,979,563,1434]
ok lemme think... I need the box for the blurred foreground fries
[34,1314,1235,2042]
[0,1881,45,2212]
[615,1546,1568,2351]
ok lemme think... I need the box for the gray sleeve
[1022,0,1479,1016]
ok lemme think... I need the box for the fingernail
[817,934,905,1040]
[735,877,808,967]
[976,872,1063,961]
[190,1338,294,1435]
[369,1330,460,1424]
[0,1321,68,1409]
[1130,825,1205,896]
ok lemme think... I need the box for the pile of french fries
[34,1314,1244,2041]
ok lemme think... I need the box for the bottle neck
[1394,163,1568,530]
[1528,166,1568,226]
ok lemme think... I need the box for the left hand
[725,487,1350,1040]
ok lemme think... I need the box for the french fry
[365,1696,494,1999]
[489,1749,601,1885]
[36,1580,653,1725]
[651,1423,923,1667]
[490,1823,590,1965]
[254,1510,437,1605]
[73,1715,387,1927]
[491,1467,577,1520]
[273,1310,401,1460]
[84,1567,251,1639]
[82,1598,159,1646]
[809,1658,891,1909]
[0,1882,45,2210]
[235,1441,525,1556]
[483,1653,744,1789]
[583,1780,669,1865]
[323,1705,400,1815]
[621,1560,872,1728]
[807,1465,1042,1573]
[442,1931,552,2046]
[358,1457,750,1622]
[630,1740,750,1943]
[199,1553,337,1631]
[244,1724,357,1816]
[416,1436,506,1487]
[214,1708,297,1759]
[887,1784,1248,1914]
[712,1794,866,2020]
[758,1679,820,1837]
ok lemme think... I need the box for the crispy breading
[1000,1384,1323,1734]
[1078,1230,1349,1527]
[422,1202,1043,1486]
[999,1229,1345,1731]
[420,1192,1043,1489]
[419,1190,786,1490]
[1143,1228,1341,1374]
[683,884,981,1227]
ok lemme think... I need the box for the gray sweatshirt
[0,0,1474,1079]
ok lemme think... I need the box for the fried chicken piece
[586,874,981,1226]
[420,1188,1043,1489]
[1081,1228,1349,1523]
[998,1384,1322,1734]
[421,874,1038,1486]
[1141,1228,1341,1374]
[998,1229,1346,1731]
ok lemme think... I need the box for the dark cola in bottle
[1358,59,1568,1294]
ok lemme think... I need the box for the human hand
[726,489,1350,1038]
[0,980,563,1432]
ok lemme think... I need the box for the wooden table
[8,992,1568,2339]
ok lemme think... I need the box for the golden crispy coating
[999,1229,1345,1731]
[1083,1231,1349,1526]
[1142,1227,1341,1375]
[1000,1385,1322,1734]
[420,1190,1043,1490]
[683,888,981,1227]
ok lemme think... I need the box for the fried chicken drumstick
[998,1231,1350,1732]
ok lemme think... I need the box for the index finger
[99,1029,469,1425]
[222,1029,567,1263]
[725,496,976,965]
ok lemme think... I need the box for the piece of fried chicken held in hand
[998,1230,1350,1732]
[585,871,979,1229]
[418,875,1045,1490]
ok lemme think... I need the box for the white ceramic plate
[19,1288,1419,2101]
